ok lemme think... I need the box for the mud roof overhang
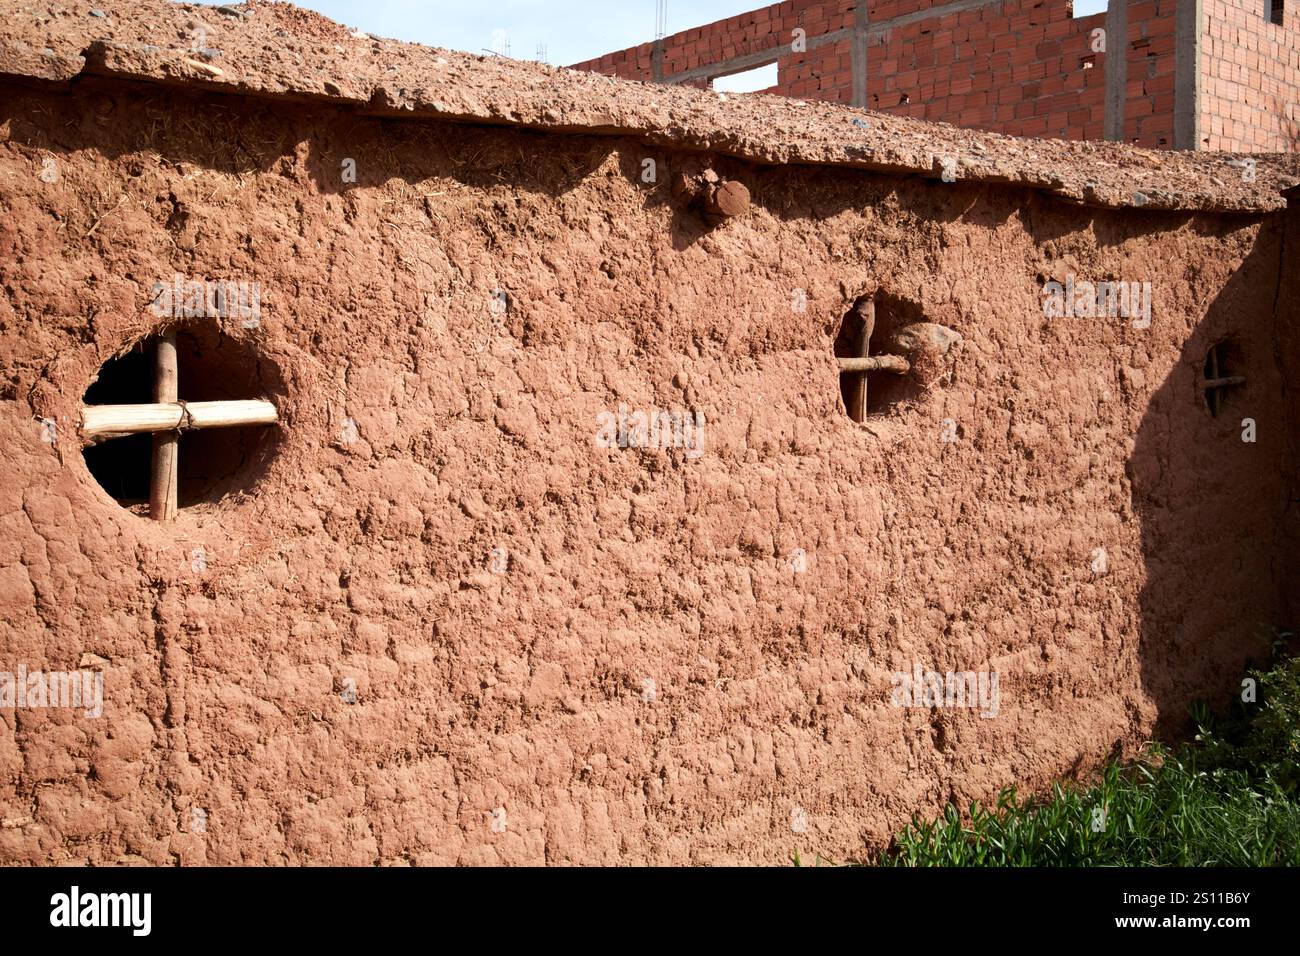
[2,0,1298,214]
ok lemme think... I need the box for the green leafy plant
[877,642,1300,867]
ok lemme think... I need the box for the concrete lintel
[664,29,850,86]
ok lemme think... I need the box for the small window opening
[81,324,282,518]
[1202,340,1245,418]
[833,294,921,420]
[711,61,779,94]
[1266,0,1285,26]
[1072,0,1108,18]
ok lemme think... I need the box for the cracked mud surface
[0,0,1295,864]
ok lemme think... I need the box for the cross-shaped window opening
[80,327,280,520]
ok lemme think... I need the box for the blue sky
[194,1,766,66]
[193,1,1112,67]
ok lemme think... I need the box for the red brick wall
[571,1,857,97]
[1123,0,1179,148]
[866,1,1106,141]
[771,1,857,100]
[570,0,1253,150]
[1200,0,1300,152]
[781,38,856,101]
[582,39,657,81]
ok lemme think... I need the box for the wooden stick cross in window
[79,331,278,521]
[1202,343,1244,418]
[837,296,910,422]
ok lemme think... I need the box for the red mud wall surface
[1281,190,1300,627]
[0,78,1291,864]
[570,1,1185,147]
[1200,0,1300,152]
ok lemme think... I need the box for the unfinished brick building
[1,0,1298,865]
[574,0,1300,152]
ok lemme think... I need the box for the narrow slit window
[834,295,911,422]
[1202,341,1245,418]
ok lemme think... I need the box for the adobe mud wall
[1279,186,1300,627]
[0,63,1292,863]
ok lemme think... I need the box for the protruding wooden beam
[150,332,179,522]
[672,170,750,227]
[81,400,279,441]
[703,180,750,224]
[838,354,909,374]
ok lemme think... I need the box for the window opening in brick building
[1265,0,1285,26]
[1072,0,1109,17]
[712,61,779,94]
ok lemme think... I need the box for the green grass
[874,641,1300,867]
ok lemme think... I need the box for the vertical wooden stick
[150,331,179,521]
[846,296,875,423]
[1208,344,1220,417]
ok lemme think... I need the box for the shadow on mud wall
[1280,188,1300,633]
[0,77,615,204]
[0,77,292,178]
[304,115,613,199]
[1129,219,1290,738]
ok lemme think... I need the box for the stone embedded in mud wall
[888,323,963,387]
[889,323,963,359]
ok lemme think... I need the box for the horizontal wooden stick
[81,400,278,440]
[1203,376,1245,389]
[837,355,910,374]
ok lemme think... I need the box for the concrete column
[1103,0,1129,142]
[1174,0,1202,150]
[851,2,869,109]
